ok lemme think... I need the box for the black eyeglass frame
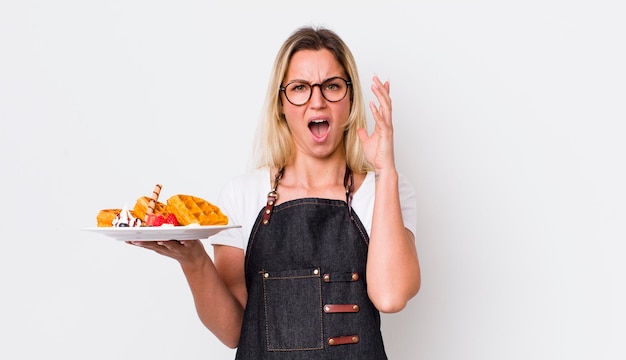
[279,77,352,106]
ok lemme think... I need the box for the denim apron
[235,168,388,359]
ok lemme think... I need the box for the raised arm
[357,76,421,313]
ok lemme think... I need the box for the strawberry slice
[165,213,179,226]
[145,214,165,227]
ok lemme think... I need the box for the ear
[279,99,286,119]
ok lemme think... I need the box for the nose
[309,84,326,108]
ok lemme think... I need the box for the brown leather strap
[261,192,277,225]
[261,168,284,225]
[343,165,354,215]
[323,272,359,282]
[323,304,360,313]
[328,335,359,346]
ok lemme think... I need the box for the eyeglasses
[280,77,352,106]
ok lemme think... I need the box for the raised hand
[357,75,396,173]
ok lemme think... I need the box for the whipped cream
[112,204,142,227]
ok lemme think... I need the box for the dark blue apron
[235,168,388,359]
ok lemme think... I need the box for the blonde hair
[253,26,372,173]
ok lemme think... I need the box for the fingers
[371,75,390,95]
[156,240,185,248]
[363,75,397,170]
[127,239,189,257]
[369,75,392,124]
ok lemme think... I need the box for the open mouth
[308,119,329,137]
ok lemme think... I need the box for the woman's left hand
[357,75,396,172]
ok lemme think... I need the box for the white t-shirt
[210,167,417,252]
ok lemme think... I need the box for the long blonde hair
[253,26,372,173]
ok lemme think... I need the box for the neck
[283,155,347,189]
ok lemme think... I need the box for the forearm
[366,169,421,313]
[180,254,245,348]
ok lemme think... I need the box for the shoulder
[352,170,417,234]
[227,167,270,188]
[221,167,271,199]
[211,167,271,250]
[217,167,271,218]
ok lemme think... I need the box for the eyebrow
[285,76,345,84]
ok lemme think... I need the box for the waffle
[133,196,168,221]
[166,194,228,226]
[97,209,137,227]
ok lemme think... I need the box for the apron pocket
[261,268,323,351]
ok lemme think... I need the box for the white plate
[82,224,241,241]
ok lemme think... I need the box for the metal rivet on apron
[353,305,359,311]
[328,338,335,346]
[313,269,319,275]
[323,274,330,282]
[352,336,359,343]
[264,272,269,278]
[351,272,359,281]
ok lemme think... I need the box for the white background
[1,1,624,359]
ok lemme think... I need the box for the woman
[130,26,420,359]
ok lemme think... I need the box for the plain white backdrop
[1,1,624,359]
